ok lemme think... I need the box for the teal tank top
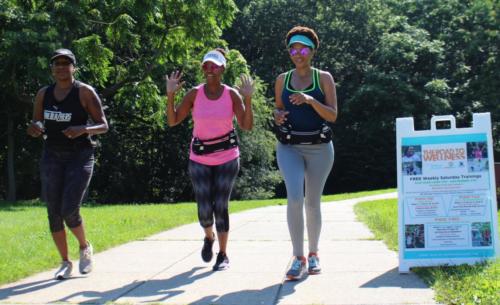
[281,68,326,131]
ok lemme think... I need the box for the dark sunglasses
[289,47,311,57]
[50,61,73,67]
[202,62,223,71]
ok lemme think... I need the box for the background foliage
[1,0,498,201]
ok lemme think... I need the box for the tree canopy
[1,0,498,201]
[224,0,499,194]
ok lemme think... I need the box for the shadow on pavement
[189,278,302,305]
[360,267,429,288]
[54,267,212,304]
[0,278,65,300]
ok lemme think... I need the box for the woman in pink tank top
[166,49,255,271]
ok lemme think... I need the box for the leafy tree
[225,0,394,192]
[1,0,279,202]
[340,20,449,189]
[389,0,500,155]
[2,0,497,200]
[225,0,468,193]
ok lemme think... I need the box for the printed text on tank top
[43,80,93,148]
[45,82,78,123]
[43,81,75,122]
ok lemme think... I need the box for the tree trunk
[6,114,16,202]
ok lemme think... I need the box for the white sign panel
[396,113,498,273]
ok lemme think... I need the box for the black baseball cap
[50,48,76,65]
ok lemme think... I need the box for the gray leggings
[188,158,239,232]
[277,142,334,257]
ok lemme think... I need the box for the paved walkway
[0,193,437,305]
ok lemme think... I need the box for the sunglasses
[51,61,73,67]
[289,47,311,57]
[202,62,223,71]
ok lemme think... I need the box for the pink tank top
[190,84,239,165]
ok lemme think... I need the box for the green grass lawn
[355,199,500,305]
[322,188,395,202]
[0,188,394,285]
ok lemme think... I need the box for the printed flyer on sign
[401,133,495,260]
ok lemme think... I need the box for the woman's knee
[62,208,82,228]
[48,213,64,232]
[214,208,229,232]
[199,218,213,228]
[305,201,322,220]
[198,203,214,228]
[287,190,304,206]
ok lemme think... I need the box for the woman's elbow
[327,112,337,123]
[328,116,337,123]
[96,120,109,134]
[167,117,177,127]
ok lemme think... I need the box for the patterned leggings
[188,158,239,232]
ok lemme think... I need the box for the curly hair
[285,26,320,49]
[214,48,227,58]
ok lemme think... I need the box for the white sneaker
[79,242,93,274]
[55,261,73,280]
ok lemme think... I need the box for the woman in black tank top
[26,48,108,280]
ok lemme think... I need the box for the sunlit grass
[0,189,394,285]
[355,198,500,305]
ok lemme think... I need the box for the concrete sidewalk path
[0,193,437,305]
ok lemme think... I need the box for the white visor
[202,51,227,67]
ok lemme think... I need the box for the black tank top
[43,80,93,148]
[282,68,326,131]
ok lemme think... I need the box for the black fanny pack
[272,122,332,145]
[192,129,239,155]
[45,138,95,152]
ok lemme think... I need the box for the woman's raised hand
[166,71,185,95]
[235,74,255,100]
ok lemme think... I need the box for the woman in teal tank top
[273,26,338,280]
[281,66,326,131]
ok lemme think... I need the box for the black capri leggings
[188,158,239,232]
[40,146,94,232]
